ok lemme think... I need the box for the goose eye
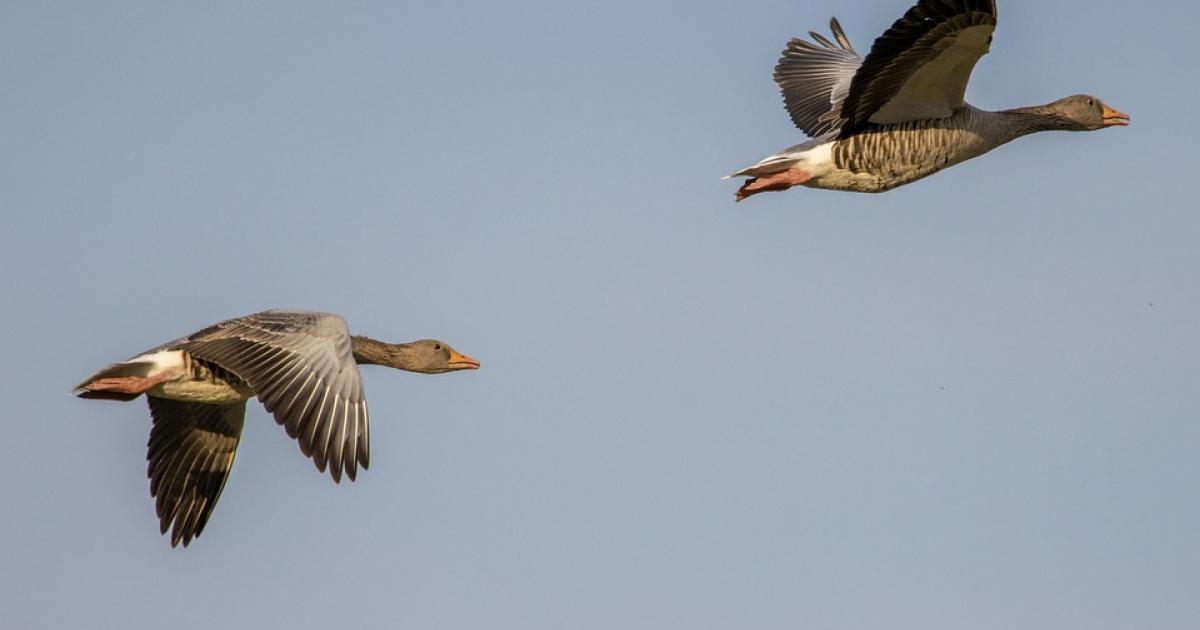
[434,344,442,350]
[1087,99,1095,106]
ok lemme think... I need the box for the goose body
[74,309,480,547]
[729,0,1128,199]
[739,105,1018,194]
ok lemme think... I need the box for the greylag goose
[728,0,1129,199]
[74,310,480,547]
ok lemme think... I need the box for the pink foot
[77,372,176,400]
[735,168,812,202]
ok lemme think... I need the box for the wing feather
[839,0,997,133]
[176,310,370,483]
[774,17,862,137]
[145,397,245,547]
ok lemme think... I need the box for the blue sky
[1,1,1197,628]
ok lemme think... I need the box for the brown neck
[1000,105,1076,136]
[351,335,418,369]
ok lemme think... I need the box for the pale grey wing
[178,310,369,483]
[146,397,245,548]
[774,17,862,138]
[839,0,997,133]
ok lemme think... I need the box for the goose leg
[76,371,179,401]
[735,168,812,202]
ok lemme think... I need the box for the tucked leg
[735,168,813,202]
[76,371,178,400]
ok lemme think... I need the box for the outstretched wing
[774,17,862,138]
[838,0,998,134]
[179,310,369,483]
[146,397,245,547]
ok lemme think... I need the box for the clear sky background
[2,1,1197,628]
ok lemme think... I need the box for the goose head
[1046,94,1130,130]
[401,339,481,373]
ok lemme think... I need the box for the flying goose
[728,0,1129,199]
[74,310,480,547]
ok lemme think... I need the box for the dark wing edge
[146,397,245,548]
[838,0,998,134]
[180,312,370,484]
[773,17,862,138]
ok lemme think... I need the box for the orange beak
[447,349,480,370]
[1102,105,1130,126]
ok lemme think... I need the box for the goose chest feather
[814,106,1016,192]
